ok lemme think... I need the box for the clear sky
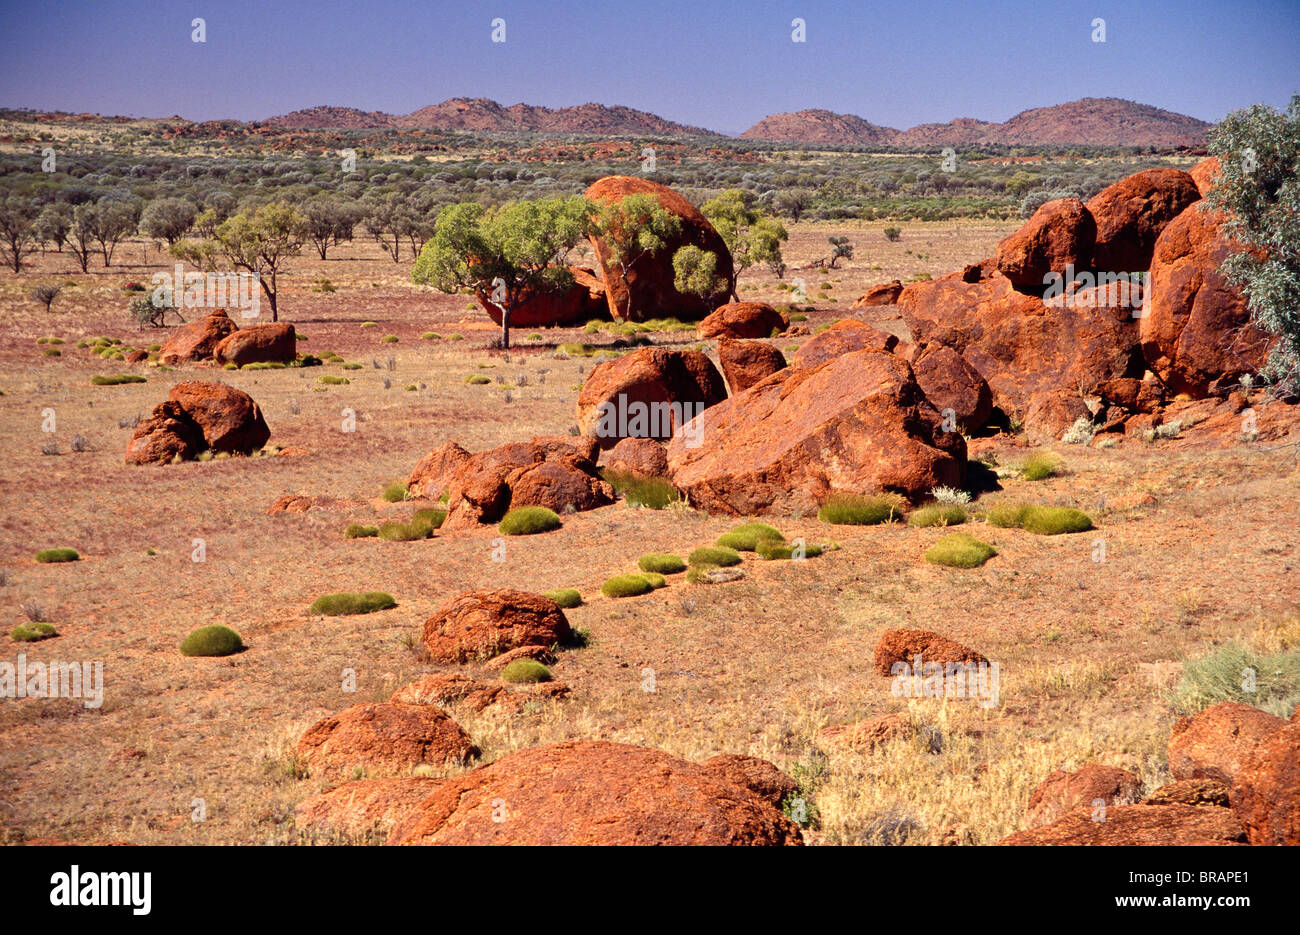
[1,0,1296,135]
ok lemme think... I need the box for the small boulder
[995,198,1096,289]
[1189,157,1221,197]
[700,754,799,809]
[716,336,786,394]
[213,322,297,367]
[603,436,669,477]
[295,703,478,780]
[124,400,203,466]
[873,628,988,677]
[852,281,903,307]
[1026,764,1143,827]
[576,347,727,449]
[697,302,788,340]
[159,309,238,364]
[911,343,993,433]
[817,713,912,751]
[791,319,898,370]
[1167,701,1286,784]
[422,589,571,664]
[407,442,473,500]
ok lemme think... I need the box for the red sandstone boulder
[717,336,786,394]
[1086,168,1201,273]
[999,804,1246,845]
[1143,778,1231,808]
[585,176,734,321]
[995,198,1096,288]
[911,343,992,432]
[1189,157,1221,197]
[167,381,270,454]
[602,436,670,477]
[407,442,473,500]
[389,673,569,713]
[898,270,1139,427]
[700,754,799,809]
[666,350,964,515]
[387,740,803,845]
[507,456,616,515]
[422,589,571,664]
[1168,702,1286,784]
[295,703,478,780]
[159,309,238,364]
[213,322,297,366]
[1024,388,1092,443]
[576,347,727,449]
[1230,720,1300,845]
[1141,204,1272,396]
[1026,764,1143,827]
[124,400,203,465]
[295,777,441,839]
[817,713,913,751]
[853,280,903,307]
[873,628,988,677]
[791,318,898,369]
[475,266,607,328]
[124,349,147,364]
[697,302,788,340]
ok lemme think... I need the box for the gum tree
[1205,94,1300,391]
[411,197,593,349]
[701,189,788,295]
[589,193,682,319]
[0,197,38,273]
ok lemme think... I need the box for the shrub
[986,502,1032,528]
[361,321,377,328]
[1061,416,1096,445]
[421,332,440,340]
[35,548,79,563]
[638,553,686,574]
[309,592,397,616]
[559,342,596,357]
[686,563,736,584]
[638,572,668,589]
[756,538,823,560]
[381,481,409,503]
[91,374,147,385]
[716,522,784,551]
[1169,643,1300,718]
[411,508,447,532]
[818,493,904,525]
[1020,505,1093,535]
[381,335,399,343]
[543,588,582,608]
[500,659,552,683]
[341,363,362,371]
[378,521,431,541]
[499,506,562,535]
[344,524,379,539]
[10,622,58,642]
[465,374,491,384]
[688,546,742,567]
[600,470,681,510]
[43,348,61,357]
[602,574,654,598]
[925,533,997,568]
[928,486,971,505]
[883,226,902,241]
[319,375,350,385]
[908,504,968,527]
[179,624,244,657]
[1019,452,1062,481]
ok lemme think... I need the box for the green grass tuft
[637,571,668,589]
[818,493,905,525]
[601,470,681,509]
[309,592,396,616]
[1169,644,1300,718]
[344,524,379,539]
[756,538,822,560]
[1019,452,1063,481]
[925,532,997,568]
[985,502,1033,528]
[319,375,351,385]
[637,553,686,574]
[1020,505,1093,535]
[35,548,79,563]
[465,374,491,385]
[602,574,654,598]
[381,481,409,503]
[411,508,447,532]
[10,622,58,642]
[543,588,583,608]
[91,374,147,385]
[377,521,431,541]
[716,522,784,551]
[907,504,968,527]
[498,506,562,535]
[688,545,742,567]
[500,659,552,683]
[179,624,244,657]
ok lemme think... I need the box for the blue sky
[0,0,1296,134]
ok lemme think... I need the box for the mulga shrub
[925,533,997,568]
[637,553,686,574]
[309,592,397,616]
[179,624,244,657]
[499,507,562,535]
[687,546,742,567]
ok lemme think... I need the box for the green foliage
[1169,643,1300,717]
[411,508,447,532]
[10,622,58,642]
[685,563,721,584]
[465,374,492,384]
[716,522,784,551]
[600,470,681,509]
[985,503,1033,528]
[1019,452,1062,481]
[543,588,583,608]
[883,226,902,241]
[309,592,397,616]
[818,493,904,525]
[318,375,350,385]
[179,624,244,657]
[381,481,409,502]
[1019,506,1093,535]
[1205,94,1300,388]
[756,538,822,560]
[638,572,668,589]
[344,524,379,539]
[672,245,727,299]
[601,574,654,598]
[688,545,742,567]
[377,521,431,541]
[908,504,968,527]
[500,659,552,683]
[701,189,788,288]
[498,506,562,535]
[35,548,79,563]
[638,553,686,574]
[925,533,997,568]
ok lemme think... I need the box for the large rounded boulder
[168,381,271,454]
[159,309,238,364]
[666,349,965,515]
[910,342,993,433]
[1167,701,1286,784]
[295,703,478,780]
[995,197,1096,289]
[1140,204,1272,396]
[577,347,727,449]
[387,740,803,845]
[475,266,607,328]
[697,302,788,340]
[1086,168,1201,273]
[717,336,786,394]
[584,176,733,321]
[213,322,297,367]
[422,589,572,664]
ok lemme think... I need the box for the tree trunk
[500,303,511,349]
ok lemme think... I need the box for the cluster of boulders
[1003,701,1299,845]
[292,587,804,845]
[158,309,297,367]
[125,380,270,464]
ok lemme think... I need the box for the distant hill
[266,97,716,136]
[742,98,1211,149]
[738,109,899,146]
